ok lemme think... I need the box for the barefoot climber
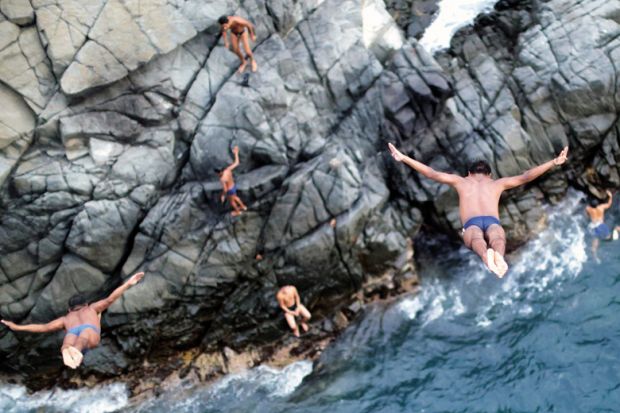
[276,285,311,337]
[1,272,144,369]
[216,146,247,217]
[388,143,569,278]
[218,15,258,73]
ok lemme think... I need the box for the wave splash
[0,382,128,413]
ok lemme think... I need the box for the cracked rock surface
[0,0,619,387]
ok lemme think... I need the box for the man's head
[213,167,223,176]
[589,197,601,208]
[467,160,492,176]
[68,294,88,311]
[218,15,229,27]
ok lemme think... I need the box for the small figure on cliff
[1,272,144,369]
[586,190,620,261]
[388,143,569,278]
[216,145,247,217]
[276,285,311,337]
[218,15,258,73]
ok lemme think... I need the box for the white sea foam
[0,382,128,413]
[130,360,313,413]
[420,0,500,53]
[210,361,313,398]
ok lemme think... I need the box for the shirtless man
[1,272,144,369]
[218,15,258,73]
[216,146,247,217]
[276,285,311,337]
[585,190,620,260]
[388,143,569,278]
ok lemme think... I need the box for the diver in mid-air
[388,143,569,277]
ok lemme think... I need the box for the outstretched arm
[1,317,64,333]
[90,272,145,313]
[225,146,240,173]
[497,146,568,190]
[388,143,463,186]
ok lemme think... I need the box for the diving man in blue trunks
[217,145,247,217]
[1,272,144,369]
[388,143,569,278]
[586,190,620,261]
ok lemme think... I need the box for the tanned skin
[218,146,247,217]
[220,16,257,73]
[276,285,311,337]
[586,190,620,260]
[389,143,569,278]
[1,272,144,369]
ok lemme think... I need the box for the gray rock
[0,0,34,25]
[66,199,142,272]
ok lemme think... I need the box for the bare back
[586,206,606,223]
[276,286,297,308]
[64,306,101,331]
[454,175,504,224]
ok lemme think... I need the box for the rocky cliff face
[0,0,618,386]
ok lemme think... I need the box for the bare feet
[493,250,508,278]
[250,58,257,72]
[231,210,242,217]
[301,322,309,333]
[62,346,83,369]
[238,60,248,74]
[292,328,300,338]
[486,249,500,275]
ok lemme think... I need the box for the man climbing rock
[219,15,258,73]
[216,145,247,217]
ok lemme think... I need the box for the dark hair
[468,160,492,175]
[68,293,88,310]
[213,167,223,174]
[218,16,229,25]
[589,197,601,207]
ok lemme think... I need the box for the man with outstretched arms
[1,272,144,369]
[388,143,569,277]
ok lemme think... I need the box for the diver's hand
[127,272,145,286]
[1,320,18,330]
[388,143,405,162]
[553,146,568,166]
